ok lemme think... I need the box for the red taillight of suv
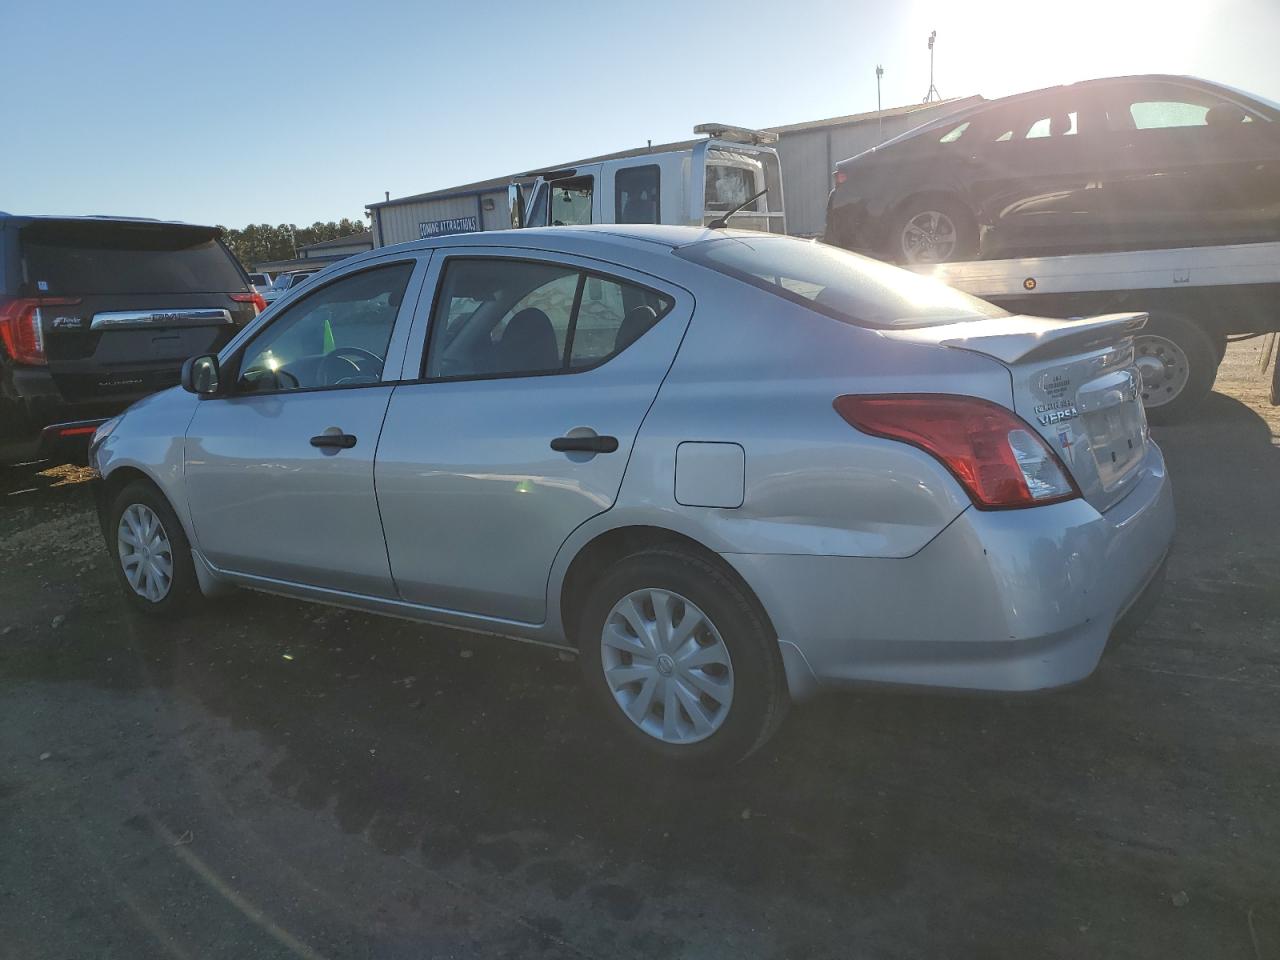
[833,394,1080,510]
[0,297,81,365]
[833,169,848,188]
[230,291,267,316]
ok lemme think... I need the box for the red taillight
[833,169,848,187]
[231,291,267,316]
[833,394,1080,510]
[0,297,81,366]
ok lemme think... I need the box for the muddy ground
[1,343,1278,959]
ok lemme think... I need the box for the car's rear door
[18,219,258,402]
[965,91,1108,255]
[374,249,691,623]
[184,256,427,596]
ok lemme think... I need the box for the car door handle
[310,433,357,449]
[550,435,618,454]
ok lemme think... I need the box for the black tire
[1137,314,1219,425]
[106,479,199,617]
[576,546,789,767]
[882,195,979,264]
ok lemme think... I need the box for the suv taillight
[833,169,848,187]
[0,297,81,366]
[230,291,267,316]
[834,394,1080,509]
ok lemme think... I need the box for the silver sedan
[91,225,1174,764]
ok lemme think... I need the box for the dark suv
[825,75,1280,264]
[0,215,262,460]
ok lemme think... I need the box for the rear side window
[615,165,660,224]
[424,258,673,379]
[550,177,593,226]
[705,164,758,211]
[676,236,1008,329]
[20,222,244,295]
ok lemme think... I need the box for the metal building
[366,98,978,247]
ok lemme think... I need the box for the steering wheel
[318,346,384,385]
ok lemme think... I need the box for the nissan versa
[90,225,1174,764]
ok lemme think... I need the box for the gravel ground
[1,342,1278,960]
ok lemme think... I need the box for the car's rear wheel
[577,547,789,766]
[1135,314,1219,424]
[884,196,979,265]
[108,480,198,616]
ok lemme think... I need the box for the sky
[4,0,1279,229]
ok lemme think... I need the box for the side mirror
[508,182,525,229]
[181,354,221,396]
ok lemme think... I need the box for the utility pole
[876,64,885,142]
[924,31,940,103]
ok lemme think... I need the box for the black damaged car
[825,75,1280,264]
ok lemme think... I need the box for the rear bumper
[725,443,1175,700]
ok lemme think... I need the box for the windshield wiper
[707,188,768,230]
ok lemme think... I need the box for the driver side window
[237,262,414,393]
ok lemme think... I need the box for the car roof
[379,224,769,257]
[837,74,1277,164]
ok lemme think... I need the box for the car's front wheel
[108,480,198,616]
[577,547,789,766]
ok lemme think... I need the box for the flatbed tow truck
[915,241,1280,422]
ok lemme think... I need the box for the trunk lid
[18,219,253,400]
[884,312,1150,513]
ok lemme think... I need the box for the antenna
[924,31,940,103]
[875,64,885,142]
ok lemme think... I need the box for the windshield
[676,235,1008,328]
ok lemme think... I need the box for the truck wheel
[883,196,978,265]
[1135,314,1218,424]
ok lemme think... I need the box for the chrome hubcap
[600,589,734,745]
[117,503,173,602]
[902,210,958,263]
[1134,334,1190,408]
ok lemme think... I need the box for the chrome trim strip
[90,308,233,330]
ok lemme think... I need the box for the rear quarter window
[675,235,1008,329]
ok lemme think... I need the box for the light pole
[876,64,884,142]
[924,31,940,103]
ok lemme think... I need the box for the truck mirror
[508,183,525,229]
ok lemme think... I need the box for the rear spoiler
[882,312,1148,364]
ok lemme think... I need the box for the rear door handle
[310,433,357,449]
[550,435,618,454]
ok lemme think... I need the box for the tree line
[217,218,368,266]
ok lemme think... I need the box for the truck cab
[510,124,786,234]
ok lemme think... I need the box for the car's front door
[184,258,424,596]
[1096,81,1280,248]
[375,251,691,623]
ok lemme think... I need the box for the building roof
[365,98,977,211]
[298,230,373,252]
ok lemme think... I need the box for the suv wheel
[577,547,789,766]
[108,480,198,616]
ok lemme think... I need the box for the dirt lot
[2,343,1278,960]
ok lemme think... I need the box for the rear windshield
[675,235,1008,329]
[20,222,245,296]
